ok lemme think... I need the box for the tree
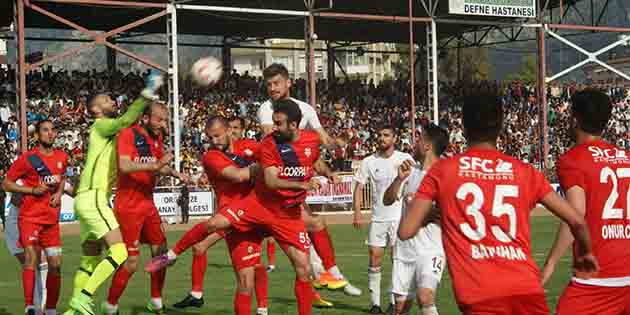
[439,45,494,82]
[505,54,537,84]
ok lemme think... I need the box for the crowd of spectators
[1,65,629,185]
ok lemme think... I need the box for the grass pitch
[0,216,572,314]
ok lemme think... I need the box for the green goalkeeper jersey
[76,97,148,198]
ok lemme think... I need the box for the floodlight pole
[537,26,548,171]
[307,12,316,107]
[408,0,416,142]
[167,3,181,172]
[15,0,27,151]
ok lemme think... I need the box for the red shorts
[18,220,61,250]
[224,230,265,272]
[114,203,166,256]
[460,294,549,315]
[219,194,310,253]
[557,281,630,315]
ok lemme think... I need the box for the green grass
[0,216,573,315]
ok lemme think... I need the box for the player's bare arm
[2,177,49,196]
[118,152,173,174]
[383,159,414,206]
[219,164,258,184]
[541,186,586,285]
[540,191,599,277]
[352,182,365,229]
[313,159,339,183]
[158,165,192,184]
[264,166,320,191]
[398,198,433,240]
[49,175,66,208]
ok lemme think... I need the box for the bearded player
[542,89,630,315]
[101,102,188,315]
[258,63,361,297]
[3,120,68,315]
[63,72,164,315]
[399,90,598,314]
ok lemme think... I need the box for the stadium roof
[0,0,578,43]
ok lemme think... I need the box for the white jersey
[355,150,414,222]
[257,97,322,130]
[394,166,443,262]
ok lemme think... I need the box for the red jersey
[115,125,164,206]
[256,130,320,217]
[416,147,552,305]
[202,138,259,209]
[7,148,69,224]
[557,139,630,283]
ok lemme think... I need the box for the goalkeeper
[63,72,165,315]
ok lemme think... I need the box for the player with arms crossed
[383,124,448,315]
[3,120,69,315]
[353,125,414,314]
[399,91,598,315]
[542,89,630,315]
[63,72,164,315]
[102,102,187,315]
[258,63,361,297]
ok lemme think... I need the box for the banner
[153,191,214,217]
[306,175,354,204]
[449,0,536,18]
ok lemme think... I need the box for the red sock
[151,268,166,299]
[294,278,313,315]
[107,266,133,305]
[255,265,268,308]
[267,239,276,266]
[173,223,210,256]
[309,229,337,270]
[191,253,207,293]
[234,292,252,315]
[45,273,61,309]
[22,268,35,307]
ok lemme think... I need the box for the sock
[309,229,336,270]
[173,223,210,256]
[234,292,251,315]
[72,256,100,297]
[294,278,313,315]
[368,266,382,307]
[44,273,61,310]
[190,291,203,299]
[309,246,325,278]
[45,309,56,315]
[83,243,128,296]
[255,265,268,309]
[328,266,344,279]
[150,268,166,300]
[151,298,163,310]
[107,266,132,305]
[191,253,207,295]
[23,268,36,307]
[103,302,119,315]
[35,262,47,309]
[421,305,438,315]
[266,239,276,267]
[390,288,396,306]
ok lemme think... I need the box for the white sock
[256,307,268,315]
[35,262,48,309]
[421,305,438,315]
[190,291,203,299]
[368,267,382,306]
[45,309,56,315]
[328,265,344,279]
[104,302,119,315]
[167,249,177,260]
[389,288,396,306]
[310,246,325,278]
[151,298,163,309]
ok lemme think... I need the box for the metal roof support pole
[167,3,180,174]
[15,0,27,151]
[326,42,335,91]
[408,0,415,141]
[307,11,316,107]
[536,26,548,171]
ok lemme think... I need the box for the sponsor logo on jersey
[458,157,515,180]
[244,149,253,157]
[133,156,158,164]
[588,146,630,163]
[279,166,309,178]
[42,175,61,185]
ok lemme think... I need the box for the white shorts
[367,220,399,248]
[4,203,22,256]
[391,252,445,298]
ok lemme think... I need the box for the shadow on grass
[0,308,10,315]
[207,263,232,269]
[129,304,234,315]
[269,296,367,313]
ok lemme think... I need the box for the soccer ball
[190,56,223,86]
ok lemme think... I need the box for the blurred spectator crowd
[1,65,629,185]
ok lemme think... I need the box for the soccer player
[541,89,630,315]
[3,120,69,315]
[63,72,164,315]
[399,90,599,315]
[383,125,448,315]
[168,116,270,315]
[150,99,331,315]
[102,102,188,315]
[258,63,361,297]
[353,125,414,314]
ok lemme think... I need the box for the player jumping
[399,90,598,315]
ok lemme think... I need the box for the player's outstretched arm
[540,191,598,277]
[541,186,586,285]
[398,198,433,240]
[263,166,318,191]
[383,160,414,206]
[119,153,173,174]
[314,159,339,183]
[158,164,191,184]
[2,177,48,196]
[94,97,148,138]
[219,165,257,183]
